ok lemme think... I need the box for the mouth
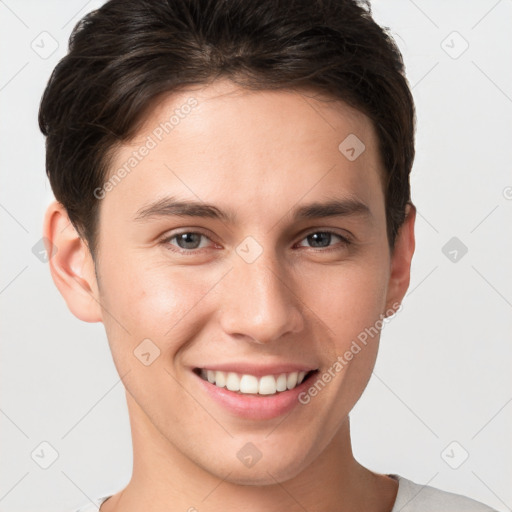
[193,367,319,396]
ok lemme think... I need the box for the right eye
[160,231,215,253]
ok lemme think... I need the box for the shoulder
[72,494,112,512]
[390,474,499,512]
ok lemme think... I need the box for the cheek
[97,254,219,364]
[300,257,389,346]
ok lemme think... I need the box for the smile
[194,368,317,396]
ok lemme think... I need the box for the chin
[223,463,305,486]
[201,447,313,487]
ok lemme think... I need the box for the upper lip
[193,362,319,377]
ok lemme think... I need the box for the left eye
[296,231,348,249]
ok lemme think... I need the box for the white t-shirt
[73,473,499,512]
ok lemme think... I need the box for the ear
[384,202,416,315]
[43,200,103,323]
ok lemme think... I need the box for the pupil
[308,232,330,248]
[178,233,201,249]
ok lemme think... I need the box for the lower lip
[192,370,317,421]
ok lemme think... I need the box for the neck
[102,392,398,512]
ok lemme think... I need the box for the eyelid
[299,227,352,243]
[295,229,352,250]
[160,228,217,251]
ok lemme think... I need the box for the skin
[44,79,415,512]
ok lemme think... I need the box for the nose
[218,249,304,345]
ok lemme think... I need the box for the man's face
[93,79,399,484]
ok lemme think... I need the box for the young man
[39,1,498,511]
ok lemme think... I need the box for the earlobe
[43,200,103,323]
[385,202,416,314]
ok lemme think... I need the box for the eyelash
[159,229,352,255]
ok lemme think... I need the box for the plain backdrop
[1,1,511,511]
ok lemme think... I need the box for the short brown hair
[39,0,416,260]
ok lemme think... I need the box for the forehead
[102,79,385,225]
[134,81,378,158]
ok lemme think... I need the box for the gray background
[1,0,511,511]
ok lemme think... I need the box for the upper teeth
[199,369,309,395]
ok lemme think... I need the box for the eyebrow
[133,195,371,224]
